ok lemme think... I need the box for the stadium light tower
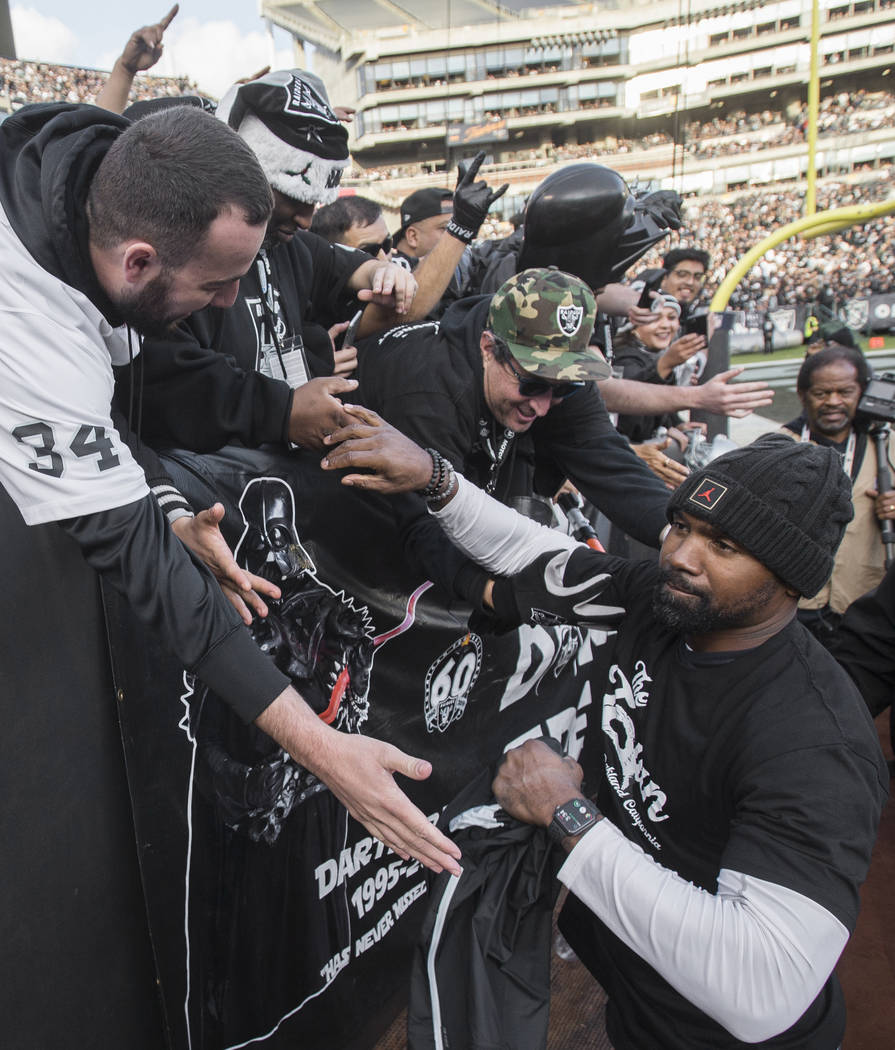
[0,0,15,59]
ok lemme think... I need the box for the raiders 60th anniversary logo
[424,633,483,733]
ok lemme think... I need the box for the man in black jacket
[0,100,460,875]
[348,267,672,546]
[117,69,421,456]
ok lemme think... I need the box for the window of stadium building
[363,81,615,133]
[358,41,624,96]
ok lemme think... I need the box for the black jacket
[832,560,895,739]
[356,295,669,546]
[611,330,680,444]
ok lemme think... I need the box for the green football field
[731,332,895,365]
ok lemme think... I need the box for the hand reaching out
[171,503,281,624]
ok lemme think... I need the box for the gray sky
[11,1,298,96]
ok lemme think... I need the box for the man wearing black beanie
[329,421,889,1050]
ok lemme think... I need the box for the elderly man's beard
[652,567,778,635]
[117,270,179,338]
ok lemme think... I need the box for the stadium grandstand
[0,1,892,313]
[260,0,895,205]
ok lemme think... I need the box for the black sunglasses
[502,355,585,401]
[357,234,393,256]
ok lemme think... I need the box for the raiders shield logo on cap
[557,304,583,337]
[688,478,728,510]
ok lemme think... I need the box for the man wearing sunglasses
[310,196,393,259]
[349,267,671,548]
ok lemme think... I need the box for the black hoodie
[0,103,287,721]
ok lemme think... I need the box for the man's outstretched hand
[692,368,774,417]
[256,688,462,875]
[171,502,281,624]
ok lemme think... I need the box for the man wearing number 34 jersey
[0,101,461,879]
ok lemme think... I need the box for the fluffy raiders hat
[487,268,610,381]
[616,288,681,335]
[216,69,349,205]
[666,433,854,597]
[650,291,681,317]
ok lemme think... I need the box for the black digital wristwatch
[548,797,602,844]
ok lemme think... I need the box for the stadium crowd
[0,12,892,1050]
[0,54,196,108]
[638,173,895,309]
[349,88,895,179]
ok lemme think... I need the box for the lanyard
[800,424,856,478]
[479,419,515,495]
[256,249,284,352]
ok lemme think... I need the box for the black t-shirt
[539,555,888,1049]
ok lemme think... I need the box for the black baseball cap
[395,188,453,240]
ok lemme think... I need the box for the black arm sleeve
[394,492,489,608]
[61,495,289,723]
[531,384,669,547]
[115,323,293,453]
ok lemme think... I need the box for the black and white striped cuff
[151,481,194,525]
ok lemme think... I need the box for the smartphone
[342,309,364,348]
[637,270,667,309]
[682,312,709,338]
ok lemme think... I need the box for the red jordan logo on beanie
[688,478,728,510]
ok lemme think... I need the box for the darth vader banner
[106,444,608,1050]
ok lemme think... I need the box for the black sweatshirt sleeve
[531,384,670,548]
[61,494,289,723]
[115,323,293,453]
[393,492,490,608]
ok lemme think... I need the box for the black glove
[635,190,683,231]
[487,546,626,631]
[446,150,509,245]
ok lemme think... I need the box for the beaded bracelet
[418,448,448,498]
[428,466,458,505]
[419,447,458,503]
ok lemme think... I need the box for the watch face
[553,797,599,837]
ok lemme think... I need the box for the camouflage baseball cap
[487,268,609,381]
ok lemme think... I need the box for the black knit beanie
[666,433,854,597]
